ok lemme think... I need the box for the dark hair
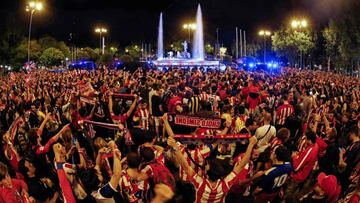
[18,158,31,178]
[140,147,155,162]
[305,130,317,143]
[206,159,224,181]
[349,127,359,137]
[277,128,290,142]
[274,146,290,162]
[237,105,245,115]
[28,129,39,145]
[245,118,255,128]
[78,168,100,193]
[127,152,141,168]
[78,107,88,118]
[0,162,8,180]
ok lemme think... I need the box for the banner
[172,114,222,129]
[112,93,135,100]
[80,97,96,105]
[83,120,119,130]
[173,134,251,144]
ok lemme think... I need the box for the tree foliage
[272,27,315,64]
[39,47,65,66]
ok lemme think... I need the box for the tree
[98,53,113,65]
[322,2,360,73]
[125,44,141,61]
[246,43,261,58]
[272,27,315,66]
[205,44,214,56]
[14,39,42,65]
[77,47,99,61]
[39,47,65,66]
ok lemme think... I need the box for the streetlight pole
[259,30,271,63]
[95,27,107,55]
[183,23,196,43]
[27,10,34,67]
[26,1,43,68]
[291,19,308,69]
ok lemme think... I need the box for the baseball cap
[317,172,341,202]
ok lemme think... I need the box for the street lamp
[183,23,196,43]
[290,18,308,68]
[95,27,108,54]
[258,29,271,63]
[26,1,43,68]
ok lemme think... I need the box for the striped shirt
[189,96,201,114]
[119,170,149,203]
[200,92,209,101]
[178,142,211,182]
[276,102,294,125]
[134,108,149,130]
[208,94,221,113]
[189,171,238,203]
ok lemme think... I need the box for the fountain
[152,4,220,67]
[192,4,204,60]
[157,13,164,60]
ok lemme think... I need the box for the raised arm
[125,95,139,117]
[108,141,123,189]
[167,137,195,177]
[162,113,175,137]
[38,113,51,136]
[108,91,114,114]
[233,136,257,174]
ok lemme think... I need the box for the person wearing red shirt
[285,131,319,200]
[0,162,32,203]
[108,92,139,125]
[276,95,294,127]
[168,135,257,203]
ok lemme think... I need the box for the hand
[118,123,125,131]
[98,147,108,154]
[108,140,117,149]
[45,113,52,121]
[154,184,174,202]
[167,137,177,149]
[314,114,321,122]
[249,136,258,146]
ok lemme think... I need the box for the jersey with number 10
[257,162,292,193]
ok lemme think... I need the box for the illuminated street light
[290,18,309,69]
[183,23,196,43]
[95,27,108,54]
[26,1,43,68]
[258,29,271,63]
[291,19,308,29]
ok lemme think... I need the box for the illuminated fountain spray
[192,4,204,60]
[157,12,164,60]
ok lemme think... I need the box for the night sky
[0,0,356,47]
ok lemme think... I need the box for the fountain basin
[152,58,220,67]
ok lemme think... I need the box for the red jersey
[134,108,150,130]
[178,142,211,182]
[142,162,176,191]
[189,171,238,203]
[168,96,182,113]
[200,92,209,101]
[276,102,294,125]
[291,143,319,182]
[110,113,128,124]
[0,179,28,203]
[119,170,149,203]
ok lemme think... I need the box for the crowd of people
[0,66,359,203]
